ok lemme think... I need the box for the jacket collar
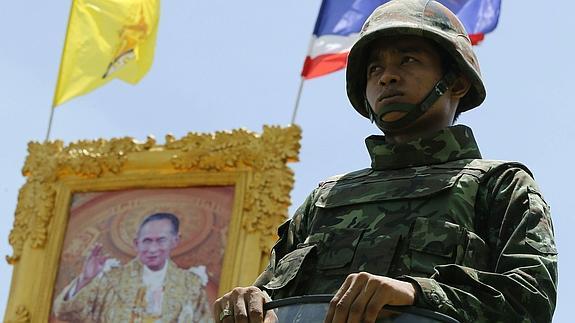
[365,125,482,170]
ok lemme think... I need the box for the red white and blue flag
[301,0,501,79]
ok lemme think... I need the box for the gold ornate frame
[4,125,301,323]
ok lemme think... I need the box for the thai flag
[301,0,501,79]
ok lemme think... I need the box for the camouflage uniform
[254,125,557,322]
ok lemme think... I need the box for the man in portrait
[53,212,212,323]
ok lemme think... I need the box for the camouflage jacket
[254,125,557,322]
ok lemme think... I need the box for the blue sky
[1,1,573,321]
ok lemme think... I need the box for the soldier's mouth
[378,95,404,106]
[377,90,403,103]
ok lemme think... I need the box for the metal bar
[290,77,305,125]
[44,107,56,142]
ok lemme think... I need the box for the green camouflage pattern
[346,0,486,118]
[254,125,557,322]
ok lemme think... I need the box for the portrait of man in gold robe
[53,212,213,323]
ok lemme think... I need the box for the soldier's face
[364,36,458,135]
[134,219,180,271]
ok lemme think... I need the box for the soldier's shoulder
[319,168,373,187]
[461,159,533,177]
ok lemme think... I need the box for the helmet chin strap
[367,71,457,131]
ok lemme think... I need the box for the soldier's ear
[451,74,471,99]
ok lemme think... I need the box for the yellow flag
[53,0,160,107]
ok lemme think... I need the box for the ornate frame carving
[5,125,301,322]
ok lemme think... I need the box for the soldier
[214,0,558,322]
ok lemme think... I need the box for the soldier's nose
[379,69,400,86]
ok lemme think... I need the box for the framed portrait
[4,125,300,323]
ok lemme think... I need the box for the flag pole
[53,0,75,108]
[291,33,317,125]
[291,0,327,125]
[46,0,76,141]
[45,107,56,142]
[290,77,305,125]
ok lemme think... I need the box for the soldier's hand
[214,286,277,323]
[324,272,416,323]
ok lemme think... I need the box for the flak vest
[263,158,533,299]
[255,125,557,322]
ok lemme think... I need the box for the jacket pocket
[352,233,401,276]
[408,217,467,275]
[263,245,316,290]
[304,228,364,274]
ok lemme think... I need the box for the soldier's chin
[382,111,407,122]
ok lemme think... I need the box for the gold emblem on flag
[103,8,149,79]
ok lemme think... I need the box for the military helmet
[346,0,486,118]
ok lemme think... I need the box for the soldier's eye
[367,64,382,77]
[401,56,417,64]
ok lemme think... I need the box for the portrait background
[52,186,234,310]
